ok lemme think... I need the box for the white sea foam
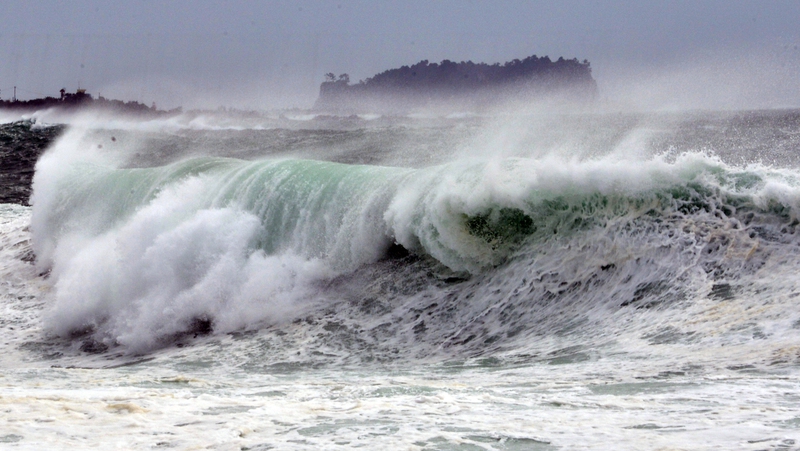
[37,175,333,351]
[4,110,800,449]
[26,116,800,356]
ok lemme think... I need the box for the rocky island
[314,54,597,113]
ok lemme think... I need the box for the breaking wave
[30,126,800,359]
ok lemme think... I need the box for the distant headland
[0,88,181,116]
[314,54,597,113]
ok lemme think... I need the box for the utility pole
[13,86,16,102]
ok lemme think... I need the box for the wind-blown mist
[20,108,800,360]
[2,104,800,449]
[598,46,800,111]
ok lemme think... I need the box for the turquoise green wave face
[28,124,800,353]
[32,146,800,277]
[464,207,536,249]
[33,156,413,273]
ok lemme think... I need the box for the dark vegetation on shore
[315,54,597,112]
[0,89,181,116]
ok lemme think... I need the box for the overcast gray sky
[1,0,798,110]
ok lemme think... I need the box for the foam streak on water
[1,350,799,450]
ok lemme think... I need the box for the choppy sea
[2,108,800,450]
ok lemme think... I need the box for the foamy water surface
[2,110,800,449]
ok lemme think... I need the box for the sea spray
[27,121,800,357]
[4,111,800,449]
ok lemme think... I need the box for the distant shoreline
[0,89,181,117]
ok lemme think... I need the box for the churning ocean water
[2,109,800,450]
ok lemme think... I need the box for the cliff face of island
[314,54,597,113]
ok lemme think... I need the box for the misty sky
[1,0,799,110]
